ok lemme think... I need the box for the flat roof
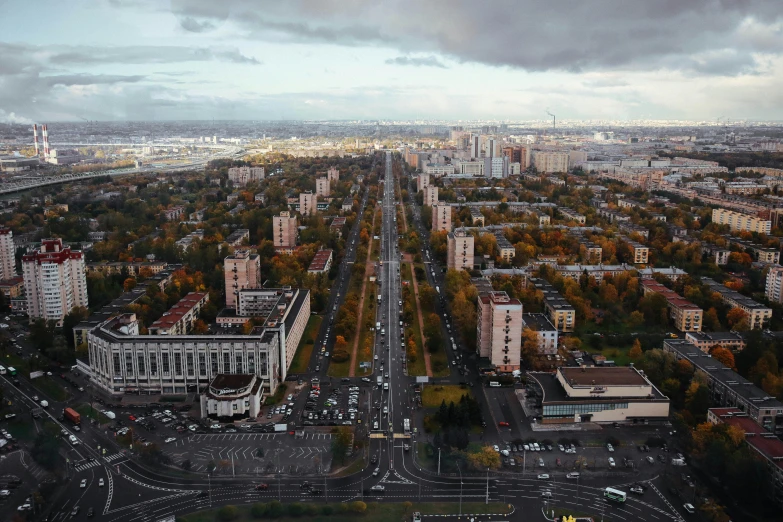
[209,373,255,390]
[308,249,333,271]
[560,366,649,387]
[149,292,208,330]
[522,313,556,332]
[530,371,667,405]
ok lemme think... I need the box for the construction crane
[545,110,556,131]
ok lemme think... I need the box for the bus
[604,487,627,503]
[403,418,411,434]
[7,367,17,376]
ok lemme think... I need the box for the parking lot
[301,379,370,427]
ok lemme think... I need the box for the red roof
[711,408,783,469]
[150,292,208,330]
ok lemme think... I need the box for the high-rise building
[502,145,530,169]
[766,266,783,304]
[228,166,265,186]
[22,238,88,326]
[224,250,261,307]
[316,177,330,197]
[712,208,771,234]
[447,229,474,270]
[423,186,439,207]
[417,173,431,192]
[0,228,16,280]
[273,211,298,250]
[531,151,570,173]
[327,166,339,182]
[477,291,523,372]
[299,191,317,216]
[432,204,452,232]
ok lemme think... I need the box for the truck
[63,407,81,425]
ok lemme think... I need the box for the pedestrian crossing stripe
[104,453,125,462]
[369,433,387,439]
[379,470,414,485]
[392,433,410,439]
[74,460,101,472]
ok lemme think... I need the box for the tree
[703,308,722,331]
[467,445,501,470]
[62,306,89,348]
[710,346,736,369]
[628,311,644,329]
[29,318,57,353]
[629,339,643,359]
[521,328,540,366]
[331,427,352,465]
[217,506,239,521]
[350,501,367,513]
[726,308,749,329]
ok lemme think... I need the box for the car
[498,421,509,427]
[99,478,104,487]
[0,490,10,497]
[165,437,177,443]
[17,504,32,511]
[370,454,378,464]
[566,472,580,479]
[606,443,614,452]
[129,415,137,421]
[537,474,550,480]
[71,506,81,517]
[255,483,269,490]
[683,503,695,514]
[370,485,385,492]
[372,468,380,476]
[69,435,80,445]
[361,377,371,383]
[87,507,95,518]
[492,445,500,452]
[646,456,655,464]
[608,457,616,467]
[80,479,87,488]
[630,486,644,495]
[523,444,530,451]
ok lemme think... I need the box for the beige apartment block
[712,208,771,234]
[228,166,264,186]
[433,204,452,232]
[417,173,431,192]
[642,280,702,332]
[447,229,474,270]
[316,177,330,197]
[477,291,523,372]
[273,211,298,249]
[766,265,783,304]
[299,191,317,216]
[22,238,88,326]
[327,166,339,182]
[224,250,261,307]
[423,185,439,207]
[0,227,16,280]
[531,151,570,173]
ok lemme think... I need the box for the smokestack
[42,124,50,159]
[32,124,39,156]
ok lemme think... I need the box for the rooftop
[308,249,333,272]
[149,292,208,331]
[522,313,557,331]
[559,366,649,387]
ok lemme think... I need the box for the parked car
[566,472,580,479]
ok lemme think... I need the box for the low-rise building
[470,207,485,227]
[684,331,746,353]
[559,208,586,224]
[0,276,24,298]
[148,292,209,336]
[701,277,772,329]
[200,373,264,420]
[528,366,670,424]
[494,232,515,263]
[308,249,333,273]
[556,263,636,283]
[225,229,250,247]
[621,236,650,264]
[637,266,688,281]
[641,280,702,332]
[522,313,558,354]
[530,277,575,332]
[712,208,771,234]
[162,206,185,221]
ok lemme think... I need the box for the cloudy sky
[2,0,783,123]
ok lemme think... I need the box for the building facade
[530,278,575,332]
[299,191,317,216]
[766,265,783,304]
[641,280,702,332]
[148,292,209,336]
[224,250,261,307]
[531,151,570,173]
[522,313,558,354]
[200,374,264,420]
[432,204,452,232]
[477,291,523,372]
[273,212,298,250]
[417,173,430,192]
[22,238,87,326]
[228,166,265,186]
[447,229,474,271]
[423,185,439,207]
[327,166,339,182]
[712,208,771,234]
[0,228,16,280]
[316,177,330,197]
[702,277,772,330]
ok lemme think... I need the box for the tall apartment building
[447,229,474,271]
[502,145,530,169]
[316,177,330,197]
[432,204,452,232]
[712,208,771,234]
[531,151,570,173]
[273,211,298,250]
[476,291,523,372]
[327,166,339,182]
[224,250,261,307]
[0,227,16,280]
[766,265,783,304]
[417,173,431,192]
[299,191,317,216]
[641,280,702,332]
[228,166,265,186]
[22,238,88,326]
[423,185,439,207]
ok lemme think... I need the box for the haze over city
[2,0,783,122]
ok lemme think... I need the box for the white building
[522,313,558,355]
[200,373,264,420]
[766,265,783,304]
[228,166,264,186]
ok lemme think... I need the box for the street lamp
[456,461,463,517]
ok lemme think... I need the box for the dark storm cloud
[385,56,447,68]
[162,0,783,75]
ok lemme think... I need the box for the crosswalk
[74,459,101,472]
[104,452,125,463]
[72,453,125,472]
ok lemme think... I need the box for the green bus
[604,487,627,503]
[7,366,17,376]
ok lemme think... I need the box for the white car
[17,504,31,511]
[608,457,616,468]
[372,468,380,476]
[165,437,177,443]
[99,478,105,487]
[370,485,385,491]
[0,490,10,497]
[537,474,550,480]
[69,435,80,445]
[80,479,87,488]
[607,443,614,452]
[566,472,580,479]
[492,445,499,452]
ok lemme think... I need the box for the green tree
[216,505,238,521]
[350,501,367,513]
[331,427,352,465]
[63,306,89,348]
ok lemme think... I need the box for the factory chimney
[32,124,39,156]
[42,124,50,159]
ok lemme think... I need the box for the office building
[423,186,439,207]
[528,367,670,424]
[641,280,702,332]
[0,228,16,280]
[273,211,298,250]
[224,250,261,307]
[228,166,264,186]
[433,204,452,232]
[701,277,772,330]
[22,238,88,326]
[522,313,558,354]
[316,177,330,197]
[299,191,317,216]
[447,229,474,271]
[712,208,771,234]
[477,291,523,372]
[766,265,783,304]
[664,340,783,434]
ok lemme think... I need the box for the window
[174,353,182,376]
[186,353,194,377]
[223,352,231,373]
[162,353,171,376]
[236,354,243,374]
[198,353,206,376]
[210,353,218,375]
[248,353,255,374]
[259,351,268,375]
[113,353,121,375]
[137,354,146,375]
[233,404,238,411]
[125,353,133,376]
[150,353,158,376]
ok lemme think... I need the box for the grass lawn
[74,403,111,424]
[264,384,287,406]
[178,501,511,522]
[421,384,473,408]
[5,417,36,441]
[33,376,70,402]
[582,344,634,367]
[354,278,376,376]
[288,315,323,374]
[334,454,366,477]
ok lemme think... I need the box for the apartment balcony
[503,357,510,364]
[503,348,509,354]
[505,317,511,324]
[504,337,511,343]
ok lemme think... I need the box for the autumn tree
[629,339,643,359]
[467,446,501,470]
[710,346,736,369]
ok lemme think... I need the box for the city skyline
[2,1,783,123]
